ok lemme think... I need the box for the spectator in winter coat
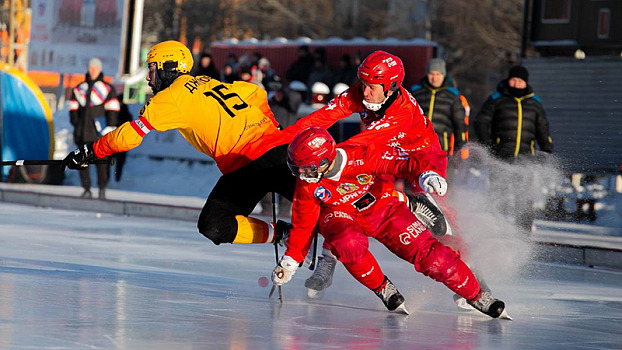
[332,54,358,87]
[260,79,302,216]
[410,58,467,156]
[68,57,119,199]
[285,45,314,84]
[474,65,553,231]
[258,57,277,90]
[193,52,220,79]
[221,63,238,84]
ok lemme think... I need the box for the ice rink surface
[1,202,621,350]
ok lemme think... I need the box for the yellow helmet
[146,40,193,74]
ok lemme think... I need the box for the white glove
[418,170,448,196]
[271,255,299,286]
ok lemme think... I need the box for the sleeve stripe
[130,116,153,137]
[104,99,121,111]
[68,100,79,111]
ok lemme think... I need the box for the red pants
[319,198,480,299]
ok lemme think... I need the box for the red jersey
[282,82,446,177]
[285,144,424,263]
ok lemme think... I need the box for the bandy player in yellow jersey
[62,40,295,245]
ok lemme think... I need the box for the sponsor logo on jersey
[314,186,331,201]
[336,182,359,195]
[323,210,354,223]
[356,174,372,185]
[398,221,428,245]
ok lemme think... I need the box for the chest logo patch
[356,174,372,185]
[314,186,332,201]
[336,182,359,195]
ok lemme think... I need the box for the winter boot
[374,277,408,314]
[467,290,506,318]
[98,188,106,200]
[273,220,292,246]
[80,189,92,199]
[407,193,448,237]
[305,254,337,298]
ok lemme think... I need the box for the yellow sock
[232,216,274,244]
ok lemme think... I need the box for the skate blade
[444,218,454,236]
[499,309,512,320]
[393,303,409,315]
[454,297,476,311]
[307,288,324,299]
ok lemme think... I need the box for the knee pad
[415,241,459,281]
[330,236,368,265]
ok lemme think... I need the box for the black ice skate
[407,192,450,237]
[454,270,491,311]
[305,255,337,298]
[375,277,409,315]
[467,290,511,319]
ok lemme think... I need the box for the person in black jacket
[285,45,314,84]
[193,52,220,79]
[474,65,553,231]
[411,58,467,156]
[68,58,119,199]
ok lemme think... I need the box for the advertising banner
[29,0,125,76]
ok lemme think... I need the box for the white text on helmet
[308,136,327,148]
[382,58,397,67]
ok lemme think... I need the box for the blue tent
[1,63,54,177]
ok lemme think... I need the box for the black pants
[197,144,297,245]
[114,152,127,182]
[79,162,110,190]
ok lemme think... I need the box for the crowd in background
[191,45,360,110]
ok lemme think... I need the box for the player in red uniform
[271,127,507,318]
[282,51,452,296]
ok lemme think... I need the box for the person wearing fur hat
[474,65,553,232]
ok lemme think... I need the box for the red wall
[210,42,435,88]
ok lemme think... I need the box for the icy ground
[1,202,621,349]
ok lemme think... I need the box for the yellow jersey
[93,76,287,174]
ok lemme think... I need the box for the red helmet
[357,50,405,95]
[287,127,336,183]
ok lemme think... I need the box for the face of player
[146,63,157,93]
[427,71,444,88]
[361,82,389,104]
